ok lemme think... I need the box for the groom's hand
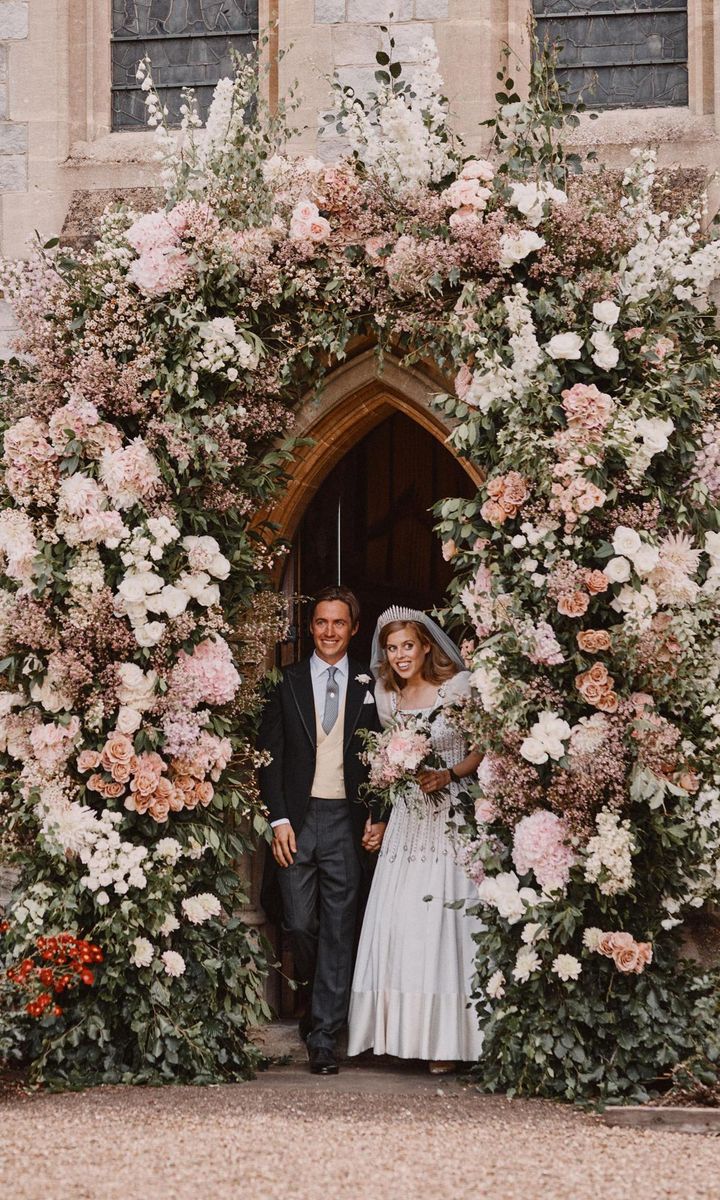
[272,823,297,868]
[362,819,387,854]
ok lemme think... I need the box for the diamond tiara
[376,605,427,632]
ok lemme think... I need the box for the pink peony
[512,810,577,893]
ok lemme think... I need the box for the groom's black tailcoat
[257,654,383,1051]
[258,655,383,843]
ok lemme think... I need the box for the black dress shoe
[308,1046,339,1075]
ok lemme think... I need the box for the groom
[259,585,386,1075]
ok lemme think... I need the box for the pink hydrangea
[169,637,241,709]
[512,810,577,893]
[561,383,615,435]
[127,246,191,297]
[126,210,178,255]
[48,397,101,451]
[526,620,565,666]
[100,439,160,510]
[29,716,80,772]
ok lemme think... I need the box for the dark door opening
[287,410,476,662]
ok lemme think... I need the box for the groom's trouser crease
[278,796,362,1052]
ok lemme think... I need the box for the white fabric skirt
[348,793,484,1062]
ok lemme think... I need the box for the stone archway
[268,348,483,550]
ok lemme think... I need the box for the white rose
[175,571,211,599]
[633,544,660,575]
[612,526,642,558]
[197,583,221,607]
[135,621,166,647]
[157,584,189,618]
[536,712,572,742]
[520,736,548,765]
[118,575,151,604]
[590,330,619,370]
[604,556,632,583]
[592,300,621,326]
[116,706,142,735]
[499,230,545,268]
[542,737,566,762]
[545,332,583,360]
[208,554,231,580]
[509,182,544,226]
[635,416,674,453]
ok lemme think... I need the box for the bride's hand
[362,819,387,853]
[418,768,451,794]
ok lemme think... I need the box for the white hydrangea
[584,809,636,896]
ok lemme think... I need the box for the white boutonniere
[355,673,371,684]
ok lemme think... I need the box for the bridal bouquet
[360,719,444,812]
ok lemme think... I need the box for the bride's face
[384,625,430,685]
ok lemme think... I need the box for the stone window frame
[66,0,277,156]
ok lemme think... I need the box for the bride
[347,606,484,1071]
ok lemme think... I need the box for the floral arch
[1,42,720,1102]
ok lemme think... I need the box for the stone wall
[0,1,28,227]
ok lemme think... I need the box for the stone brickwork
[0,0,28,198]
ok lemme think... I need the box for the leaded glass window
[533,1,688,109]
[111,1,259,131]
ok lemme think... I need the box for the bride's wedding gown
[348,671,484,1062]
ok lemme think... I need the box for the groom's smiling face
[310,600,358,664]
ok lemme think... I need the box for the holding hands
[362,818,387,854]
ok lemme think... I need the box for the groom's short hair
[309,586,360,629]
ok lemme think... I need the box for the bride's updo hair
[379,619,458,693]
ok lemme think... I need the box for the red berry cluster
[5,932,103,1019]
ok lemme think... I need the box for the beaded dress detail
[347,671,484,1062]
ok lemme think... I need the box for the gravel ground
[1,1062,719,1200]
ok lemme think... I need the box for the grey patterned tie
[322,666,339,734]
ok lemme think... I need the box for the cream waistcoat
[311,691,347,799]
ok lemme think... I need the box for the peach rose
[578,679,605,705]
[557,591,590,618]
[584,570,610,595]
[124,792,150,815]
[636,942,653,969]
[100,732,135,770]
[577,630,612,653]
[101,781,126,800]
[169,789,185,813]
[597,690,619,713]
[487,478,504,499]
[148,794,171,823]
[587,662,610,685]
[182,788,200,810]
[481,499,506,526]
[86,773,106,793]
[77,750,101,773]
[598,931,633,957]
[503,473,529,507]
[613,944,642,973]
[196,781,214,806]
[110,762,132,784]
[131,767,162,798]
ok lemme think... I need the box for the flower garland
[0,38,718,1097]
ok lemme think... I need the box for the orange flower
[583,569,610,595]
[557,590,590,618]
[597,691,619,713]
[77,750,101,773]
[100,732,135,771]
[195,781,214,807]
[577,629,612,653]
